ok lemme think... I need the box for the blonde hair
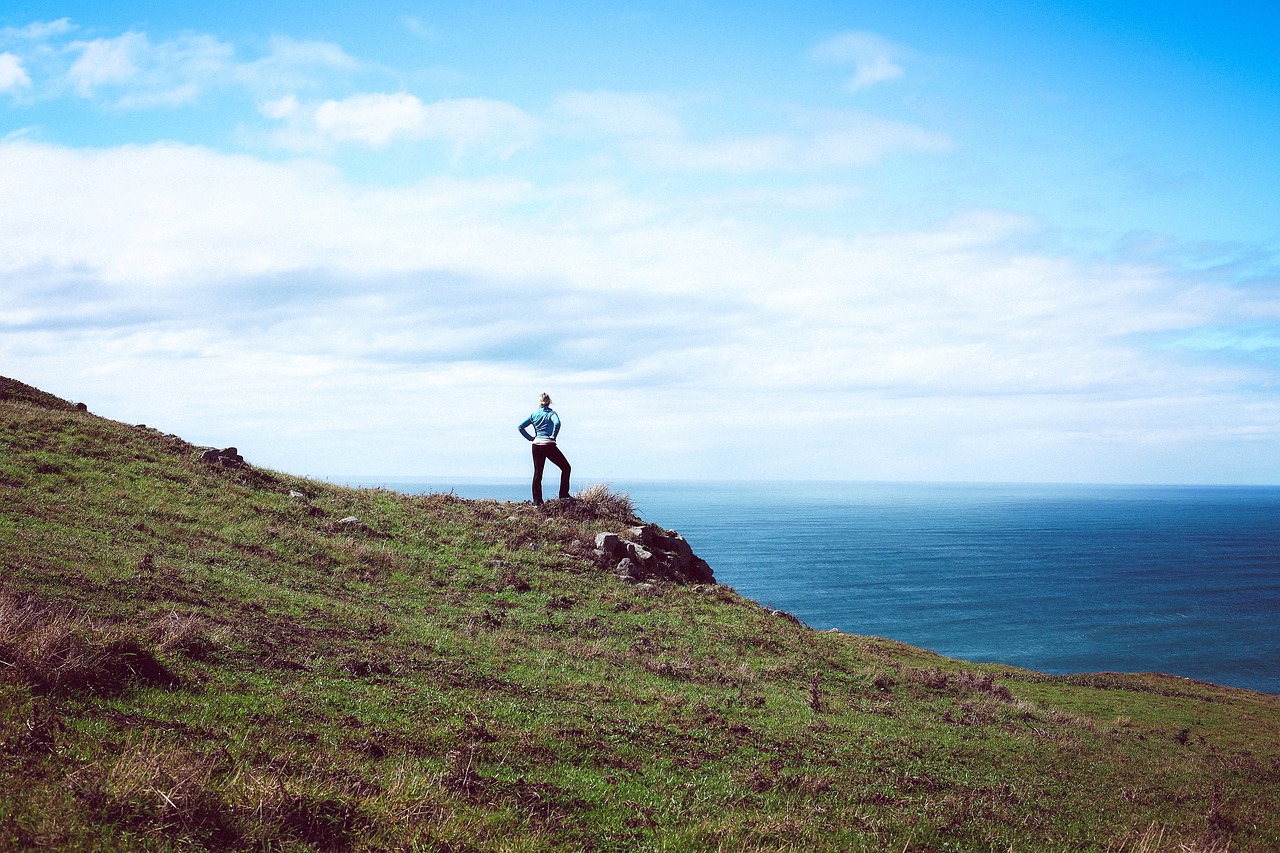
[538,392,552,407]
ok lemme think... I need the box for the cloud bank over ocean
[2,4,1277,483]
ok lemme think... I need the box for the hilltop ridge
[1,377,1278,852]
[0,376,84,412]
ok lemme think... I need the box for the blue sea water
[343,478,1280,695]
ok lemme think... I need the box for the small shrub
[558,483,640,524]
[953,669,1014,701]
[902,666,1014,701]
[872,672,897,691]
[808,676,825,712]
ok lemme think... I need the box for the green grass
[1,375,1277,851]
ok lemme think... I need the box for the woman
[517,392,572,506]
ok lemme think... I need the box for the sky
[1,1,1278,484]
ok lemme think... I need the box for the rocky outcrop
[593,524,715,585]
[198,446,247,469]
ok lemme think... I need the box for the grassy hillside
[1,376,1277,852]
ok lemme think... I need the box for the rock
[628,525,656,546]
[289,490,306,499]
[655,531,694,561]
[75,402,88,412]
[595,524,716,586]
[625,541,653,565]
[684,556,715,585]
[198,446,247,469]
[324,515,382,537]
[595,531,623,558]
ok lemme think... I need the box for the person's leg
[544,444,572,499]
[531,444,548,505]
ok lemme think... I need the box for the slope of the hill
[1,378,1277,852]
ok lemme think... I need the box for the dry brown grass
[148,610,230,661]
[902,665,1015,700]
[0,594,174,695]
[86,735,229,838]
[566,483,639,524]
[70,735,377,849]
[1112,822,1235,853]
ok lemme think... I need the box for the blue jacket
[518,407,561,443]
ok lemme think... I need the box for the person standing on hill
[518,392,572,506]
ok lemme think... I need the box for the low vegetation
[1,376,1277,851]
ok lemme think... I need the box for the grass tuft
[0,594,176,695]
[149,611,230,661]
[553,482,641,524]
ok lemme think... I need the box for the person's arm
[550,411,561,440]
[517,414,535,442]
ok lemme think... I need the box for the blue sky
[2,2,1278,484]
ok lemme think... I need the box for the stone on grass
[595,532,623,558]
[198,446,247,469]
[595,524,716,586]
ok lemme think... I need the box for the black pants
[531,443,571,504]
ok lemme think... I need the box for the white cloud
[2,138,1274,482]
[8,24,938,174]
[401,16,437,39]
[551,90,682,137]
[233,35,359,94]
[798,110,952,166]
[634,134,794,172]
[313,92,428,146]
[1,18,74,42]
[811,31,906,92]
[417,98,538,157]
[10,27,353,109]
[549,89,948,173]
[0,14,1270,486]
[550,89,796,171]
[259,94,299,120]
[68,32,143,96]
[270,92,537,155]
[617,115,948,173]
[0,53,30,91]
[65,31,237,108]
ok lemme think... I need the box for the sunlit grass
[1,379,1278,851]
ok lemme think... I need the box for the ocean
[342,478,1280,695]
